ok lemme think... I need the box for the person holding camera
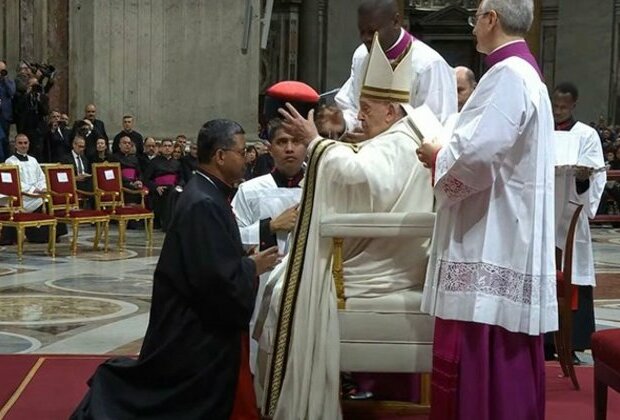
[13,77,49,162]
[0,60,15,161]
[15,61,55,95]
[43,110,71,163]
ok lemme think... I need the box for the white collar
[488,39,526,55]
[385,28,405,54]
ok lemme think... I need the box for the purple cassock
[430,40,547,420]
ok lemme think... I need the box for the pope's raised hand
[278,102,318,146]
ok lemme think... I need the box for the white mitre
[360,32,413,103]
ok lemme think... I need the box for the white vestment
[554,123,606,286]
[4,154,46,212]
[258,116,433,419]
[335,29,457,129]
[231,173,302,373]
[421,56,558,336]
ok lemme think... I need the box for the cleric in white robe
[1,133,50,245]
[5,137,46,213]
[335,0,457,132]
[417,1,555,419]
[257,33,434,419]
[551,82,606,356]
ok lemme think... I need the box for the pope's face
[357,98,391,139]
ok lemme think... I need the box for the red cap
[265,81,320,103]
[263,81,320,122]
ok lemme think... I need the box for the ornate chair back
[44,165,80,213]
[0,165,23,217]
[92,163,123,210]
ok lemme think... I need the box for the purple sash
[385,29,414,61]
[122,168,138,181]
[484,40,543,80]
[154,174,178,186]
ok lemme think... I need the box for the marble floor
[0,225,619,359]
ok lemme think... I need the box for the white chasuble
[554,123,606,286]
[421,57,558,336]
[5,154,46,212]
[259,117,433,419]
[335,30,457,130]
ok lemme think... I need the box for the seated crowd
[0,104,200,244]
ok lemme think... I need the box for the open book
[401,104,448,145]
[554,130,607,174]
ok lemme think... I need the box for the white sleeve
[412,59,458,124]
[434,69,528,208]
[577,129,606,218]
[335,45,367,131]
[231,185,261,248]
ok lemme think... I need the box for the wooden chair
[0,164,57,260]
[44,164,110,255]
[554,201,584,390]
[592,328,620,420]
[321,212,435,415]
[91,162,154,251]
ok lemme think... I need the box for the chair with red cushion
[555,202,583,390]
[44,164,110,255]
[91,162,154,251]
[0,164,57,260]
[593,329,620,420]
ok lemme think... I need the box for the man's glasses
[468,11,491,27]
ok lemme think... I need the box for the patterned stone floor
[0,225,619,357]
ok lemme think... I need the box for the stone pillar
[69,0,261,139]
[555,0,615,122]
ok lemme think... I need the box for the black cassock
[71,171,258,420]
[144,156,183,231]
[112,152,143,205]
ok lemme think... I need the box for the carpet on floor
[0,355,107,420]
[1,356,619,419]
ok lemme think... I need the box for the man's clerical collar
[271,168,304,188]
[197,169,236,201]
[13,153,29,162]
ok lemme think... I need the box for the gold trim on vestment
[265,138,346,416]
[360,88,410,103]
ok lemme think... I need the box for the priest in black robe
[71,118,280,420]
[143,138,183,231]
[111,135,144,206]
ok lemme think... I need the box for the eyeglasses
[222,148,247,158]
[468,11,491,27]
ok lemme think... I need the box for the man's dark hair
[197,119,245,164]
[554,82,579,101]
[267,118,285,142]
[123,115,133,120]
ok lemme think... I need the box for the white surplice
[4,154,46,212]
[335,28,457,129]
[554,123,606,286]
[231,173,302,374]
[232,173,302,254]
[258,116,434,419]
[421,56,558,336]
